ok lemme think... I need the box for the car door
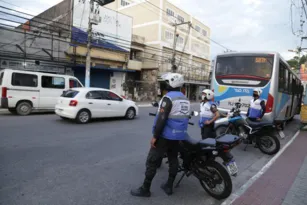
[102,91,126,117]
[85,91,110,118]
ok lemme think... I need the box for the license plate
[278,131,285,139]
[226,160,238,176]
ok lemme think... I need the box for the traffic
[0,52,304,203]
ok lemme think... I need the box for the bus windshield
[215,55,274,87]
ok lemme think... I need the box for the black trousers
[201,124,216,140]
[145,137,179,182]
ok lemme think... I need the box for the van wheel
[16,102,32,116]
[8,108,17,114]
[75,109,91,124]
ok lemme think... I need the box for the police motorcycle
[150,101,242,200]
[214,99,281,155]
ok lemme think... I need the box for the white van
[0,69,83,115]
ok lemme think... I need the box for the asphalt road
[0,106,301,205]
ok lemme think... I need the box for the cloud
[169,0,304,60]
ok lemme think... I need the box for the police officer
[199,89,220,139]
[247,88,266,121]
[130,73,190,197]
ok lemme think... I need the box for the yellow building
[106,0,211,100]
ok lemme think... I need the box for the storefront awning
[73,64,136,73]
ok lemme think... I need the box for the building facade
[8,0,134,96]
[106,0,211,100]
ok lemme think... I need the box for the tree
[287,54,307,69]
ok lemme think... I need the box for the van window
[42,76,65,89]
[12,73,38,87]
[0,72,3,85]
[69,78,82,88]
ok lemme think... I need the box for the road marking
[221,129,301,205]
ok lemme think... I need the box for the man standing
[247,88,266,121]
[130,73,190,197]
[199,89,220,139]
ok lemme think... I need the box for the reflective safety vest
[199,101,215,128]
[152,91,190,140]
[248,98,263,118]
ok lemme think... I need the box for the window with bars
[177,15,184,23]
[177,36,184,45]
[165,30,174,41]
[166,8,174,16]
[195,25,200,32]
[202,29,207,36]
[121,0,130,7]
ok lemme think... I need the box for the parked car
[0,69,83,115]
[55,87,139,123]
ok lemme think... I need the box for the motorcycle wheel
[198,160,232,200]
[257,134,280,155]
[215,125,229,138]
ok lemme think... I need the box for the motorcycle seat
[184,135,216,147]
[216,134,241,145]
[184,135,200,145]
[199,138,216,147]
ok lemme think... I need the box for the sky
[0,0,306,60]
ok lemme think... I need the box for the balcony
[132,34,145,45]
[128,59,143,71]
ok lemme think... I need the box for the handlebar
[149,113,194,125]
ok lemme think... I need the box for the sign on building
[72,1,132,52]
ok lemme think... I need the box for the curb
[221,130,301,205]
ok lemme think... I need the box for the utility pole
[85,0,94,87]
[171,21,191,73]
[84,0,115,87]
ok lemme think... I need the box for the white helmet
[161,72,184,88]
[202,89,214,100]
[253,88,262,96]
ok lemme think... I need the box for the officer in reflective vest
[199,89,220,139]
[247,88,266,121]
[131,73,190,197]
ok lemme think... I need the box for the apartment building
[106,0,211,99]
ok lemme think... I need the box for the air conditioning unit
[90,14,101,25]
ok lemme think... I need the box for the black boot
[130,179,151,197]
[161,176,175,196]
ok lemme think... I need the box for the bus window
[285,69,289,93]
[289,72,293,94]
[215,55,273,87]
[278,62,285,92]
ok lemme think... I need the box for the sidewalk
[230,131,307,205]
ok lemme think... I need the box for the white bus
[0,69,83,115]
[211,51,303,128]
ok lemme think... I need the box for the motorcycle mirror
[192,111,199,116]
[238,98,241,102]
[151,101,159,107]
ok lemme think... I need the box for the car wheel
[16,102,32,116]
[125,108,136,120]
[75,109,91,124]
